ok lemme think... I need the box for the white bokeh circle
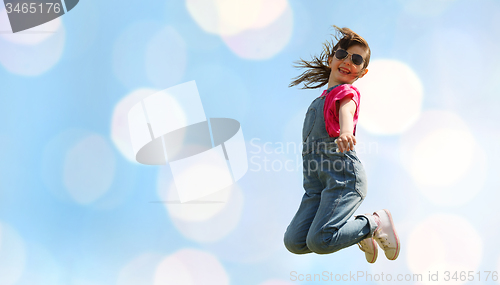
[112,22,187,89]
[354,59,423,135]
[111,88,159,162]
[186,0,258,36]
[410,129,473,186]
[157,165,244,242]
[117,253,163,285]
[159,167,233,222]
[63,134,116,205]
[0,9,62,45]
[43,128,136,209]
[185,0,288,36]
[145,26,187,89]
[154,249,229,285]
[154,255,192,285]
[407,214,482,285]
[111,87,189,163]
[221,4,293,60]
[0,9,65,76]
[249,0,287,29]
[186,0,292,59]
[399,110,487,206]
[0,222,27,285]
[15,242,62,285]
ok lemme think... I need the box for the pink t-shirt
[321,84,361,137]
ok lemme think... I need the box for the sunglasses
[332,49,365,66]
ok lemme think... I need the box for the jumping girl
[283,26,400,263]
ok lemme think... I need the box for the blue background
[1,0,500,284]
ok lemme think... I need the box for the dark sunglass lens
[352,54,364,65]
[335,49,348,59]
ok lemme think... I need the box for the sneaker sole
[375,209,400,260]
[367,238,378,263]
[359,238,378,263]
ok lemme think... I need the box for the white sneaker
[373,209,400,260]
[358,237,378,263]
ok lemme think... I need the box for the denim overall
[284,86,378,254]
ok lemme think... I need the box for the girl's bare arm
[337,97,357,152]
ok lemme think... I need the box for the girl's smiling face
[327,45,369,87]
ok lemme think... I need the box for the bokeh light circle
[250,0,288,29]
[154,249,229,285]
[0,9,65,76]
[15,242,62,285]
[63,134,116,205]
[399,110,487,206]
[117,253,163,285]
[157,165,244,242]
[410,129,473,186]
[112,22,187,89]
[221,4,293,60]
[154,255,192,285]
[111,88,190,163]
[145,26,187,89]
[407,214,482,285]
[0,9,61,45]
[160,167,233,222]
[111,88,158,162]
[186,0,288,36]
[407,27,489,109]
[354,59,423,135]
[0,222,27,285]
[112,21,160,89]
[42,129,119,205]
[186,0,257,36]
[186,0,292,59]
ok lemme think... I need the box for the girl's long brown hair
[289,26,371,89]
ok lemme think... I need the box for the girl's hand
[336,133,356,153]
